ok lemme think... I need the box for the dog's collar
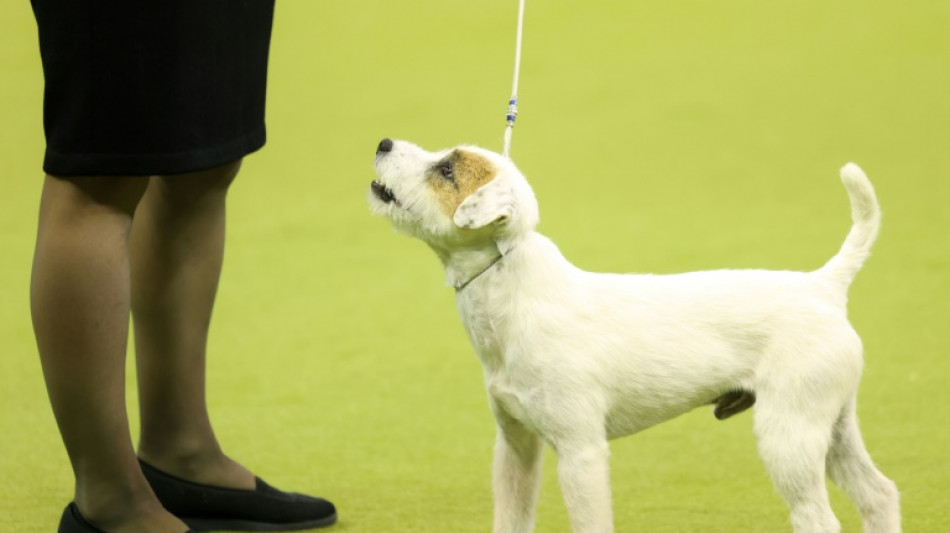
[454,250,508,293]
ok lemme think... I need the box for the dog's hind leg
[754,396,841,533]
[554,437,613,533]
[825,399,901,533]
[492,410,545,533]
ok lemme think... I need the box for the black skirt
[31,0,275,176]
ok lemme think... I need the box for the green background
[2,1,947,531]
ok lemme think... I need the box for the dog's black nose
[377,138,394,154]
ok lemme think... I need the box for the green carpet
[2,1,947,531]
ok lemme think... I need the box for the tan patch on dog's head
[427,149,498,216]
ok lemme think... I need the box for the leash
[502,0,526,159]
[456,1,524,292]
[454,252,506,293]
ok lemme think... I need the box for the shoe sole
[183,512,338,532]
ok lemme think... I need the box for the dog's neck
[443,232,574,369]
[430,241,508,291]
[454,252,506,292]
[440,232,574,292]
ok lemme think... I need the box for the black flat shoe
[57,503,193,533]
[58,504,105,533]
[140,460,337,532]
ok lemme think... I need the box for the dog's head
[368,139,539,254]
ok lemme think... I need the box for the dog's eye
[438,162,455,180]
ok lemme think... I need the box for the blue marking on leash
[506,98,518,126]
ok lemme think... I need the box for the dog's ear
[453,177,516,231]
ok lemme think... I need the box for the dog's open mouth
[371,180,396,204]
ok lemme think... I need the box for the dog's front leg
[492,408,544,533]
[555,438,613,533]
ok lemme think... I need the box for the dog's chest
[456,295,509,366]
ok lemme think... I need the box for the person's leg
[31,175,189,533]
[131,160,255,489]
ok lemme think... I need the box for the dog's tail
[817,163,881,290]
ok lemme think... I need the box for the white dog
[368,138,900,533]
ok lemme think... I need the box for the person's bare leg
[132,160,255,489]
[31,175,189,533]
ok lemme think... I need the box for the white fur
[369,141,900,533]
